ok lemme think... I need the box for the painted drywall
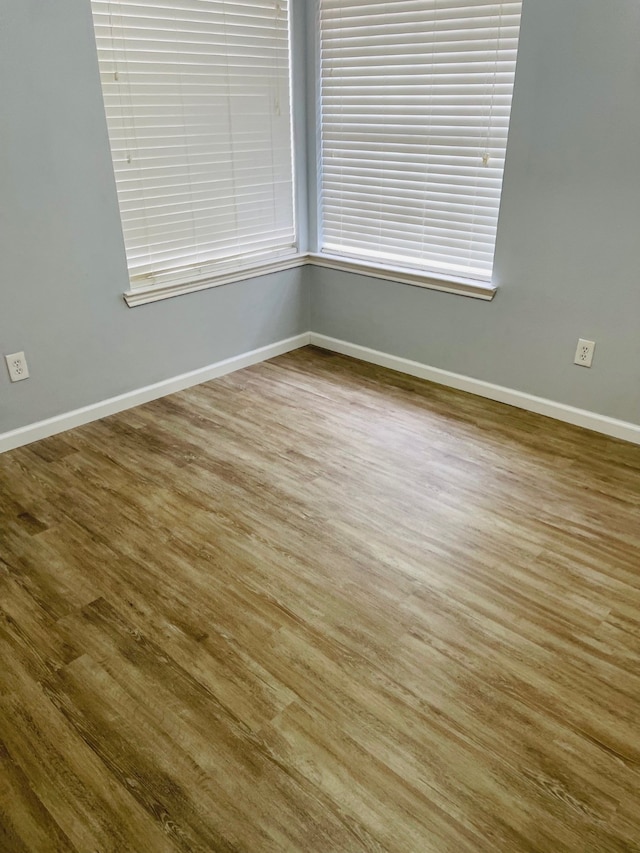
[0,0,309,434]
[309,0,640,426]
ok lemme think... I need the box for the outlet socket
[5,351,30,382]
[574,339,595,368]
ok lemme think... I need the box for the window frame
[91,0,308,307]
[311,0,521,299]
[97,0,514,306]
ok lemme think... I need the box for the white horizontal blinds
[92,0,296,288]
[319,0,521,281]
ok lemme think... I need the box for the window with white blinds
[318,0,522,282]
[91,0,297,292]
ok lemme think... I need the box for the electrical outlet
[5,351,30,382]
[574,339,595,368]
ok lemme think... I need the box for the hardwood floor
[1,345,639,852]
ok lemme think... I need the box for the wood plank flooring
[1,345,639,852]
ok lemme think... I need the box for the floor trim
[3,330,639,454]
[309,333,640,446]
[0,333,311,454]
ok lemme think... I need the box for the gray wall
[0,0,309,434]
[310,0,640,425]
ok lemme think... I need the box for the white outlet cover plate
[574,339,595,368]
[5,351,30,382]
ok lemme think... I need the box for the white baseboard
[309,333,640,446]
[0,332,311,454]
[3,330,639,454]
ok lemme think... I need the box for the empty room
[1,0,639,851]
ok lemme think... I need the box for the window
[91,0,297,300]
[318,0,522,284]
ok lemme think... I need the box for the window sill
[123,252,496,307]
[306,253,497,301]
[123,253,309,307]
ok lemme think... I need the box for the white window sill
[124,252,496,307]
[123,254,308,307]
[306,253,496,301]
